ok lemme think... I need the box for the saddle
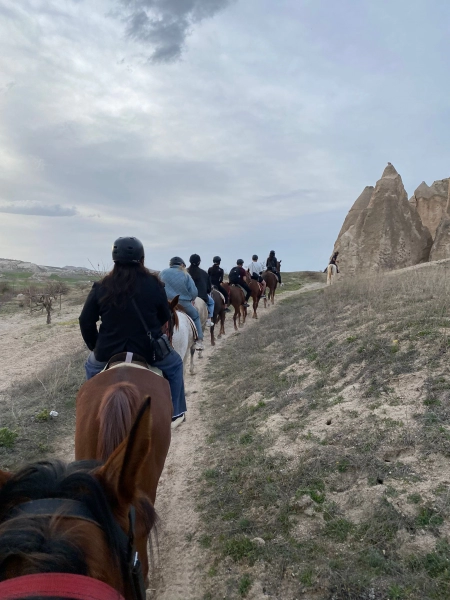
[103,352,163,377]
[211,286,226,303]
[230,283,246,296]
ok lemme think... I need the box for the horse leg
[252,294,257,319]
[219,312,226,336]
[233,308,238,331]
[210,322,215,346]
[189,344,195,374]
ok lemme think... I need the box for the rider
[187,254,214,328]
[78,236,187,428]
[159,256,204,351]
[246,255,267,298]
[228,259,251,307]
[208,256,230,312]
[266,250,283,285]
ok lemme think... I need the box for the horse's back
[75,367,172,463]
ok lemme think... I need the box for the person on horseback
[78,236,187,427]
[208,256,230,312]
[324,251,340,273]
[247,254,267,298]
[228,259,251,307]
[266,250,283,285]
[159,256,204,351]
[187,254,214,328]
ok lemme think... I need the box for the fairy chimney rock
[334,164,432,275]
[409,178,449,238]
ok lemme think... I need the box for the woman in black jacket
[79,236,187,428]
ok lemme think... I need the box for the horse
[210,287,226,345]
[223,282,247,331]
[263,270,278,305]
[247,275,266,319]
[75,363,172,580]
[172,308,196,375]
[0,399,154,600]
[327,263,337,285]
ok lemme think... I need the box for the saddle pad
[107,362,163,377]
[184,313,199,340]
[231,283,246,295]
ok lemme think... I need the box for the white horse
[327,263,337,285]
[172,310,196,375]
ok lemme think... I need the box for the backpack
[229,266,242,283]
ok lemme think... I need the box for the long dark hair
[99,262,160,309]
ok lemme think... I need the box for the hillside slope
[199,264,450,600]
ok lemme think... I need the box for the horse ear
[0,470,11,489]
[97,397,152,506]
[170,295,180,309]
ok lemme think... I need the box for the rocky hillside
[0,258,94,279]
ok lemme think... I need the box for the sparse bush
[0,428,18,448]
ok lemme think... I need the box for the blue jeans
[84,349,186,419]
[206,295,214,318]
[178,300,203,340]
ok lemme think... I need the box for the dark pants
[84,349,186,420]
[216,284,229,304]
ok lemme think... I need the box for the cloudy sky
[1,0,450,272]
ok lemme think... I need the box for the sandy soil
[0,302,85,396]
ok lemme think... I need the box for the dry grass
[0,350,86,469]
[198,264,450,599]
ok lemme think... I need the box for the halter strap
[0,573,125,599]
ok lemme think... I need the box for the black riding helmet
[252,254,258,261]
[189,254,201,266]
[112,237,144,264]
[170,256,186,267]
[237,259,244,265]
[213,256,221,264]
[269,250,275,255]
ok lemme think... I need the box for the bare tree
[22,281,69,324]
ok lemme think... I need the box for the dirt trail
[149,282,325,599]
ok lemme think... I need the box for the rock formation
[430,217,450,261]
[409,178,449,239]
[334,164,433,275]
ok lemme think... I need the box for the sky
[1,0,450,272]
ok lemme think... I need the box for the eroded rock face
[334,164,433,275]
[409,179,449,239]
[430,217,450,261]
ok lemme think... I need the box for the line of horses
[0,265,282,600]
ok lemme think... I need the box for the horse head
[0,400,154,600]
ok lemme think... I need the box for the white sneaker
[280,283,284,287]
[195,340,204,350]
[171,414,186,429]
[205,319,212,327]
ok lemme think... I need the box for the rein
[3,498,146,600]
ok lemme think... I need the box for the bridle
[0,498,146,600]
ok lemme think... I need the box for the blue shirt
[159,266,198,302]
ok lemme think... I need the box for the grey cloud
[116,0,233,61]
[0,203,78,217]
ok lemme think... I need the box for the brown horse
[247,277,266,318]
[263,269,279,305]
[210,287,226,345]
[0,400,154,600]
[222,283,247,331]
[75,363,172,580]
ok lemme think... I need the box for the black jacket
[79,275,171,363]
[266,256,279,270]
[208,265,224,287]
[187,266,211,303]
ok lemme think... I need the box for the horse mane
[175,304,186,314]
[97,383,142,462]
[0,461,127,582]
[0,460,157,594]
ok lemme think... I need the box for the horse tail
[97,382,143,461]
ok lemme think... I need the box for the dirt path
[149,282,325,599]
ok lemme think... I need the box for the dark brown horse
[75,364,172,580]
[263,261,280,305]
[247,277,266,318]
[210,288,226,345]
[222,283,247,331]
[0,400,154,600]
